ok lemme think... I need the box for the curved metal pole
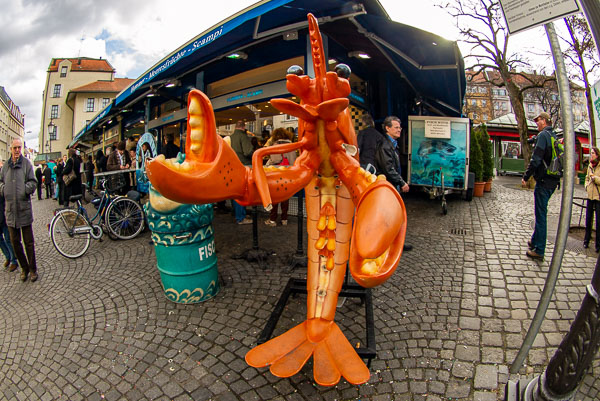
[510,21,576,374]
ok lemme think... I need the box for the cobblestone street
[0,175,598,400]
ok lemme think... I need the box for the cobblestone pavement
[0,175,599,400]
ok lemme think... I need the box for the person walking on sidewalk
[522,112,560,261]
[35,164,43,200]
[0,159,18,273]
[43,163,53,199]
[229,120,253,225]
[584,146,600,252]
[0,138,39,282]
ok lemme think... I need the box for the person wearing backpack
[584,147,600,252]
[522,112,561,261]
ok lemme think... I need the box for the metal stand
[256,273,377,367]
[286,192,307,270]
[233,206,269,269]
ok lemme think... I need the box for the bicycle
[49,173,145,258]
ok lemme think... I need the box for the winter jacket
[230,129,254,166]
[585,162,600,201]
[0,155,37,228]
[522,126,560,189]
[375,136,407,189]
[357,127,386,170]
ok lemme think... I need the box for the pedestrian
[62,148,82,208]
[85,155,94,192]
[375,116,412,251]
[229,120,253,224]
[264,128,297,226]
[162,134,180,159]
[55,156,66,205]
[43,163,53,199]
[35,164,43,200]
[584,146,600,252]
[0,158,18,273]
[522,111,561,261]
[0,138,38,282]
[106,140,132,194]
[357,113,385,172]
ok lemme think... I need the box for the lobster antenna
[307,14,326,100]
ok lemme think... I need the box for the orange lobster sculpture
[146,14,407,386]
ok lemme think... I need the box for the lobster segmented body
[146,13,407,386]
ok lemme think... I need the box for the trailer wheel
[442,200,448,215]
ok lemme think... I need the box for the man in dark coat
[35,165,43,200]
[375,116,412,251]
[0,138,38,282]
[162,134,180,159]
[43,163,53,199]
[357,114,385,172]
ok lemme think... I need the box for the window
[60,66,68,78]
[49,125,57,141]
[50,105,59,119]
[471,99,477,106]
[102,98,110,108]
[502,102,508,111]
[527,104,534,113]
[483,113,488,120]
[482,100,487,107]
[86,98,95,112]
[473,112,478,120]
[52,84,61,98]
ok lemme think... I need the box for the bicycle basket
[104,174,126,193]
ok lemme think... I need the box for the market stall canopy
[70,0,465,147]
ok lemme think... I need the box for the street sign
[499,0,581,34]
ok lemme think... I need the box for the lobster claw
[348,180,407,288]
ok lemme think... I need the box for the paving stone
[0,178,597,401]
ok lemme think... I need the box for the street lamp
[47,119,55,155]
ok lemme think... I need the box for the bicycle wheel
[104,197,145,240]
[50,209,91,258]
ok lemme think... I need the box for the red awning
[488,130,519,138]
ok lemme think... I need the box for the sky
[0,0,553,151]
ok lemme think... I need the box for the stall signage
[499,0,580,34]
[211,81,288,110]
[425,119,451,139]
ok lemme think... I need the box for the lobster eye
[287,65,304,75]
[335,64,351,79]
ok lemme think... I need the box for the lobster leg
[329,150,407,288]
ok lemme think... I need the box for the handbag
[63,169,76,186]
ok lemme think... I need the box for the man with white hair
[0,138,38,282]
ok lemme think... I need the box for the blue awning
[69,0,465,147]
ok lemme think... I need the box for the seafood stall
[407,116,471,214]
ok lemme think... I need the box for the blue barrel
[144,190,218,304]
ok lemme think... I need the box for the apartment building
[39,57,132,159]
[464,69,589,126]
[0,86,25,162]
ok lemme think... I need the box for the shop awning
[70,0,465,146]
[488,131,520,139]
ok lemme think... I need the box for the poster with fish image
[408,116,470,190]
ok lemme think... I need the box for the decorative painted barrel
[145,189,218,303]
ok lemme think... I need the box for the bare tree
[437,0,553,163]
[560,14,600,147]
